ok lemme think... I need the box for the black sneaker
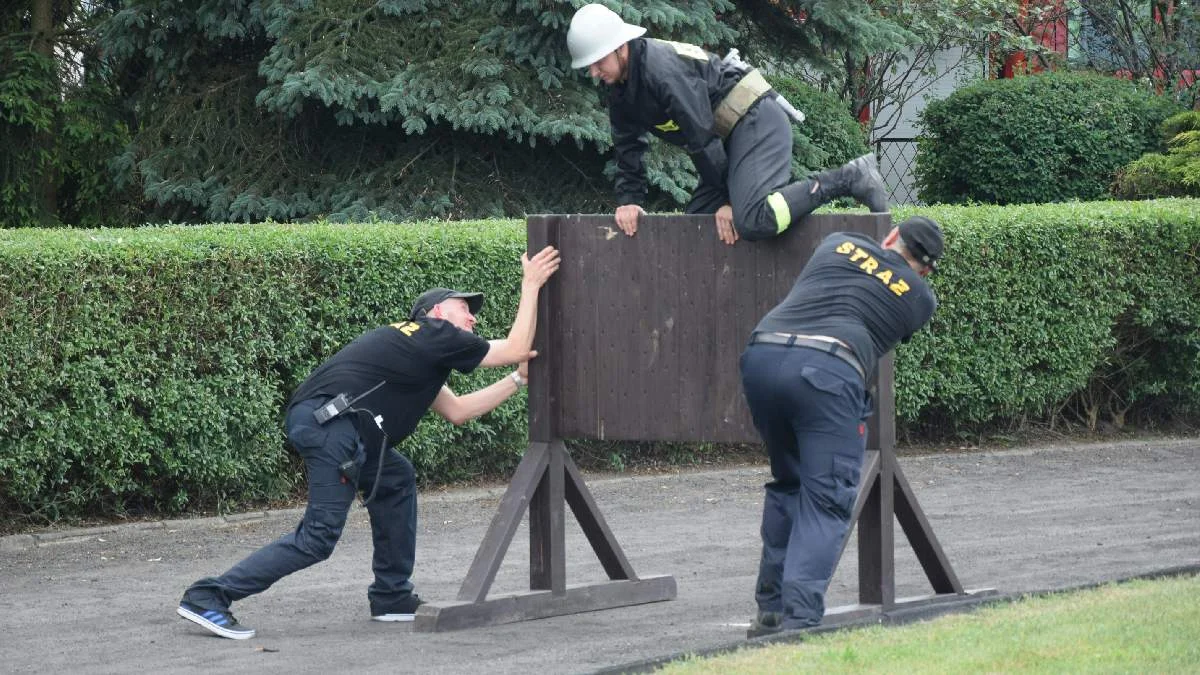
[177,601,256,640]
[371,594,424,622]
[747,610,783,638]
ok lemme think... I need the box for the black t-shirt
[290,319,490,446]
[753,232,937,379]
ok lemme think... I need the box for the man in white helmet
[566,3,889,245]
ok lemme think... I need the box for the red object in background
[1001,0,1068,78]
[1000,0,1196,100]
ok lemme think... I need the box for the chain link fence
[876,137,921,206]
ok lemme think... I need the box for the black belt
[750,332,866,380]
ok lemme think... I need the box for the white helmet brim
[569,23,646,69]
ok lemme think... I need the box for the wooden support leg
[858,448,896,607]
[416,440,676,632]
[456,442,550,603]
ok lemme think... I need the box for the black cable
[313,381,392,506]
[342,380,389,506]
[345,405,389,507]
[345,380,387,408]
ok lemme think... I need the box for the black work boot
[807,153,889,213]
[774,154,890,229]
[746,610,783,638]
[845,153,889,213]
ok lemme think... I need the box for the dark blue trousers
[740,343,870,629]
[182,398,418,615]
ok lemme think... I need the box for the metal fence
[876,137,921,206]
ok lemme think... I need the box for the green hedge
[915,72,1182,205]
[0,222,530,522]
[893,199,1200,429]
[2,200,1199,522]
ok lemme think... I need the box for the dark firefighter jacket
[608,38,751,206]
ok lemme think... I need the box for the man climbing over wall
[566,3,889,246]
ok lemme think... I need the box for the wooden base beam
[414,576,677,632]
[821,588,999,627]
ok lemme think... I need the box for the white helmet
[567,4,646,69]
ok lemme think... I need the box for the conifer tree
[13,1,1037,224]
[102,0,738,222]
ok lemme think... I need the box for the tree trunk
[30,0,60,222]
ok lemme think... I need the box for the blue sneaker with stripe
[177,601,256,639]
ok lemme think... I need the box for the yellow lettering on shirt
[655,120,680,132]
[390,321,421,336]
[834,240,912,297]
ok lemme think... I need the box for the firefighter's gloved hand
[715,204,738,245]
[615,203,645,236]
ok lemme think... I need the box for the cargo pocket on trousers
[830,453,862,519]
[800,365,853,400]
[288,422,329,457]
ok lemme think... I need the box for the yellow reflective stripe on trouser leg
[767,192,791,234]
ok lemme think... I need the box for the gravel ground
[1,438,1197,674]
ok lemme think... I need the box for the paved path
[2,439,1197,674]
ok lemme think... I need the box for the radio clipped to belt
[715,49,806,138]
[313,380,390,506]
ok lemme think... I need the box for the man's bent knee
[295,507,347,561]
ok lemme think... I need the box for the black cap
[897,215,944,270]
[409,287,484,320]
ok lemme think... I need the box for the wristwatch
[509,371,526,388]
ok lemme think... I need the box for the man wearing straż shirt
[177,246,560,639]
[740,216,943,635]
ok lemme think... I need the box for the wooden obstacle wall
[527,212,893,445]
[414,212,983,633]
